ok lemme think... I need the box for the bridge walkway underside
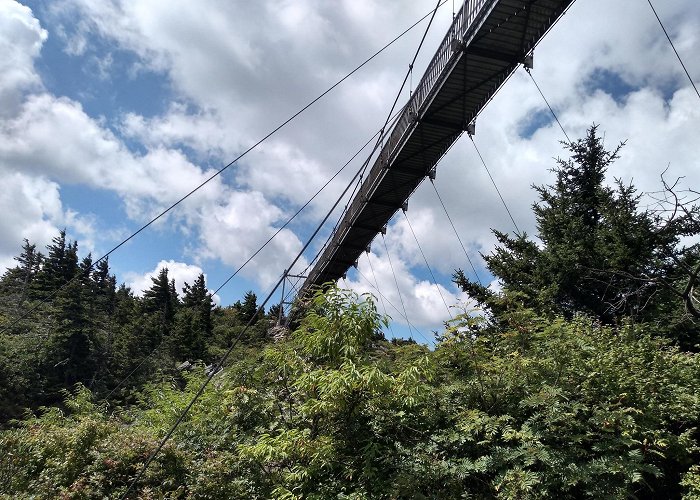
[301,0,574,294]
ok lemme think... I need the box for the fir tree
[0,239,43,306]
[92,258,116,316]
[456,125,699,347]
[235,291,260,325]
[142,267,179,348]
[173,274,214,361]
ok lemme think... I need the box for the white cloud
[0,3,96,266]
[195,191,307,288]
[344,249,466,331]
[0,169,99,270]
[125,259,220,304]
[0,172,62,257]
[0,86,310,280]
[0,89,309,290]
[118,104,233,161]
[2,0,699,324]
[0,1,46,116]
[0,94,223,210]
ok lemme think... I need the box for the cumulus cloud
[119,104,232,161]
[395,0,700,283]
[2,0,699,330]
[0,8,305,285]
[195,190,308,288]
[0,93,224,211]
[0,2,97,266]
[125,259,221,304]
[0,86,306,286]
[0,172,62,259]
[344,248,467,332]
[0,1,46,115]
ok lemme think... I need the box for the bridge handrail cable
[306,0,500,288]
[384,0,491,165]
[321,1,493,266]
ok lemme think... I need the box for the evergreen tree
[0,239,43,305]
[105,284,148,391]
[235,290,260,325]
[34,231,66,297]
[267,303,284,323]
[142,268,179,348]
[34,230,80,299]
[25,236,94,389]
[92,258,116,316]
[78,253,96,319]
[173,274,214,361]
[456,125,699,347]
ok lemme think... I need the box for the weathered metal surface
[300,0,574,295]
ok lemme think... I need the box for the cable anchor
[466,121,476,137]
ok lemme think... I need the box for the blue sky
[1,0,699,343]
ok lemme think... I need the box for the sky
[1,0,699,343]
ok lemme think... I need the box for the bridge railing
[382,0,491,163]
[303,0,494,288]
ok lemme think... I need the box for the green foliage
[426,308,700,497]
[142,267,179,348]
[0,238,42,306]
[0,385,189,498]
[1,123,699,497]
[0,284,697,497]
[294,286,387,364]
[234,290,262,325]
[0,234,231,416]
[172,273,214,362]
[456,126,700,349]
[682,465,700,499]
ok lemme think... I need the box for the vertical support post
[278,269,287,326]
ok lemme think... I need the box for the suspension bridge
[297,0,573,298]
[71,0,697,492]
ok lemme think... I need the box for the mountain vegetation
[0,126,698,498]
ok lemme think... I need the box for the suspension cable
[311,106,406,274]
[355,265,432,345]
[430,179,483,285]
[525,67,571,142]
[0,2,447,337]
[103,341,163,400]
[646,0,700,101]
[402,210,452,318]
[380,233,414,339]
[122,110,388,497]
[300,0,443,287]
[213,108,403,296]
[469,135,521,235]
[365,250,396,338]
[105,110,409,398]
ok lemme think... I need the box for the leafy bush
[0,288,697,498]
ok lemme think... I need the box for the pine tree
[173,274,214,361]
[142,267,179,348]
[105,284,147,391]
[34,231,66,297]
[456,126,699,346]
[0,239,43,306]
[92,258,117,316]
[36,237,96,388]
[236,291,260,325]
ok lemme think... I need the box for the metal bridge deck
[300,0,574,295]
